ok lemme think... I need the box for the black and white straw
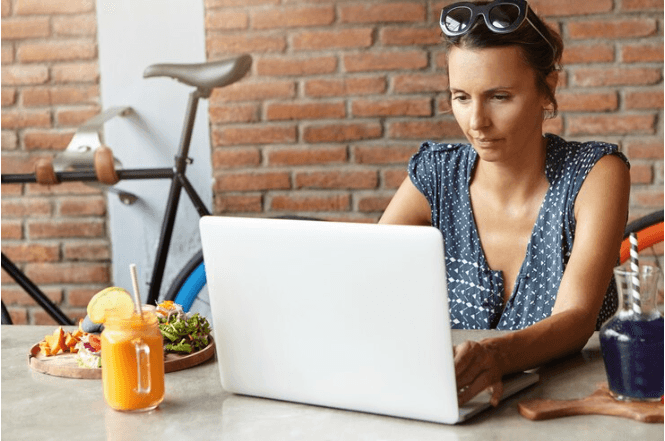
[629,232,641,314]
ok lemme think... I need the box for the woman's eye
[493,94,510,101]
[452,95,469,102]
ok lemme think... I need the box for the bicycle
[1,54,254,325]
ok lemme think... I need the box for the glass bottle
[599,265,663,401]
[101,307,165,411]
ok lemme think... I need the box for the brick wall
[1,0,105,324]
[2,0,663,323]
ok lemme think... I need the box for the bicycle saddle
[143,54,252,91]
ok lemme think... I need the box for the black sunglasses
[440,0,555,54]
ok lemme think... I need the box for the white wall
[96,0,212,302]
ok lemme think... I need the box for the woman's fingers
[454,340,504,406]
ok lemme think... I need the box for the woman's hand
[453,340,505,407]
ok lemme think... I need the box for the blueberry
[81,315,104,333]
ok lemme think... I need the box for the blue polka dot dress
[408,133,630,330]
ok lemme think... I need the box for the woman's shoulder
[412,140,473,162]
[545,133,630,177]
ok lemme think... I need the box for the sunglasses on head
[439,0,556,54]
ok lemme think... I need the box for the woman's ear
[546,70,559,96]
[542,70,559,117]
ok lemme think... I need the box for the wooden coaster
[518,383,663,423]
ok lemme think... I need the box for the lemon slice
[87,287,135,324]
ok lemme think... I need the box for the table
[2,326,661,441]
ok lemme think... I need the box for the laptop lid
[199,216,533,424]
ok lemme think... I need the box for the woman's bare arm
[455,154,631,405]
[379,177,432,226]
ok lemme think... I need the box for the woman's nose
[469,102,490,130]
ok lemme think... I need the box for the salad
[155,301,212,354]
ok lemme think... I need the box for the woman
[380,0,630,406]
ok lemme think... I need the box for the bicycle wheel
[164,250,211,319]
[620,210,664,265]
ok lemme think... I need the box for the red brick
[206,0,278,6]
[206,10,248,30]
[214,194,263,213]
[22,85,99,106]
[1,183,22,195]
[1,17,50,39]
[207,34,286,56]
[68,288,100,307]
[7,308,28,325]
[1,220,22,241]
[209,103,259,123]
[622,43,664,63]
[568,18,657,39]
[630,163,654,184]
[266,101,345,121]
[621,0,664,10]
[295,170,378,190]
[1,109,51,129]
[354,145,419,164]
[380,27,441,46]
[212,125,297,146]
[256,56,337,77]
[24,262,109,284]
[1,65,48,86]
[214,171,291,191]
[51,62,99,83]
[210,81,295,103]
[624,140,664,160]
[15,0,94,15]
[1,0,10,16]
[351,98,431,117]
[358,195,393,213]
[27,219,104,239]
[2,88,16,106]
[383,169,408,189]
[393,73,448,94]
[267,146,347,166]
[58,196,106,216]
[568,115,656,136]
[52,14,97,36]
[2,243,59,262]
[25,181,102,195]
[212,147,261,169]
[625,90,664,110]
[573,68,661,87]
[270,194,350,211]
[303,122,382,143]
[632,188,664,208]
[557,91,618,112]
[304,77,386,98]
[1,153,48,173]
[17,40,96,63]
[388,119,464,140]
[23,130,74,150]
[561,43,614,64]
[1,287,62,306]
[251,5,334,29]
[529,0,613,16]
[543,116,564,135]
[1,198,51,217]
[63,242,110,261]
[344,51,428,73]
[2,44,14,64]
[339,2,425,23]
[55,106,99,126]
[293,28,373,51]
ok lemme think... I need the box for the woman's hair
[443,1,564,118]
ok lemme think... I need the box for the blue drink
[600,316,664,401]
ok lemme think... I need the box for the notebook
[199,216,538,424]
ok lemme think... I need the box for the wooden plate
[28,337,216,379]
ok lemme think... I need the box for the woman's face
[448,45,551,164]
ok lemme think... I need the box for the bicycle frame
[1,88,211,323]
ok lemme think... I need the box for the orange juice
[101,309,165,411]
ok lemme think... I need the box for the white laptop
[199,216,538,424]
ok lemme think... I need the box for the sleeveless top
[408,133,630,331]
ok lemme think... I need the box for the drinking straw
[629,232,641,314]
[129,264,143,317]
